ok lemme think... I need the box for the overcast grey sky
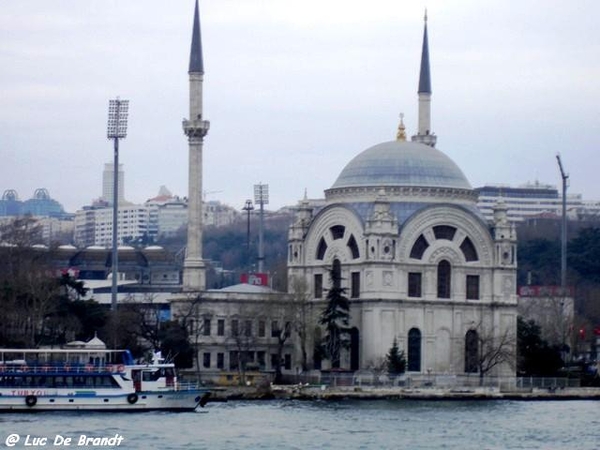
[1,0,598,212]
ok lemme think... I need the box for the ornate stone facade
[287,17,518,377]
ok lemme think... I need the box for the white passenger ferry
[0,337,210,411]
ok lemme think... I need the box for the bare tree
[466,320,516,384]
[287,276,315,372]
[518,293,574,355]
[173,293,210,380]
[0,216,63,346]
[229,303,260,385]
[118,293,164,351]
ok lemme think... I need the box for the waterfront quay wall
[211,385,600,401]
[281,385,600,401]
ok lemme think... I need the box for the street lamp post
[107,98,129,311]
[556,154,568,293]
[242,199,254,271]
[556,153,569,361]
[253,183,269,273]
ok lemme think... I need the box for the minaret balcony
[411,133,437,147]
[183,119,210,138]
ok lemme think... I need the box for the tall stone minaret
[411,11,437,147]
[182,0,210,291]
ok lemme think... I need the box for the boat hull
[0,390,210,412]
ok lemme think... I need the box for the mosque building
[173,2,518,380]
[287,14,518,376]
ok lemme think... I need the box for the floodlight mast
[253,183,269,273]
[107,98,129,311]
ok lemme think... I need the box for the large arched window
[407,328,422,372]
[460,237,478,262]
[437,260,452,298]
[465,330,479,373]
[332,258,342,290]
[316,237,328,260]
[410,235,429,259]
[347,235,360,259]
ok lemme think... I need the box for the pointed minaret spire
[189,0,204,74]
[412,9,437,147]
[418,10,431,95]
[182,0,210,291]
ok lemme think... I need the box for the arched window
[332,259,342,290]
[437,260,451,298]
[330,225,345,240]
[407,328,422,372]
[347,235,360,259]
[465,330,479,373]
[410,235,429,259]
[316,237,328,260]
[433,225,456,241]
[460,237,478,262]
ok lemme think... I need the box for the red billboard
[241,273,268,286]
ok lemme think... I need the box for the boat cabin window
[141,368,174,382]
[143,370,162,382]
[0,374,119,388]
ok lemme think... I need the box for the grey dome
[331,141,472,190]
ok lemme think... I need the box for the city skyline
[1,0,598,212]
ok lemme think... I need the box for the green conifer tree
[319,260,350,369]
[386,337,406,374]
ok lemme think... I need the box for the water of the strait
[1,399,599,449]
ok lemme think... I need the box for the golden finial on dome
[396,113,406,141]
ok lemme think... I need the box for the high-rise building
[74,205,152,247]
[102,163,125,205]
[475,182,585,223]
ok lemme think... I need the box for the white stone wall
[289,198,518,377]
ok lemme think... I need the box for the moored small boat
[0,338,210,412]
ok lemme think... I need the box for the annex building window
[203,318,211,336]
[217,319,225,336]
[257,351,266,370]
[271,321,279,338]
[203,352,211,369]
[229,352,239,371]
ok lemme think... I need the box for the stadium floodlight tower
[254,183,269,273]
[107,98,129,311]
